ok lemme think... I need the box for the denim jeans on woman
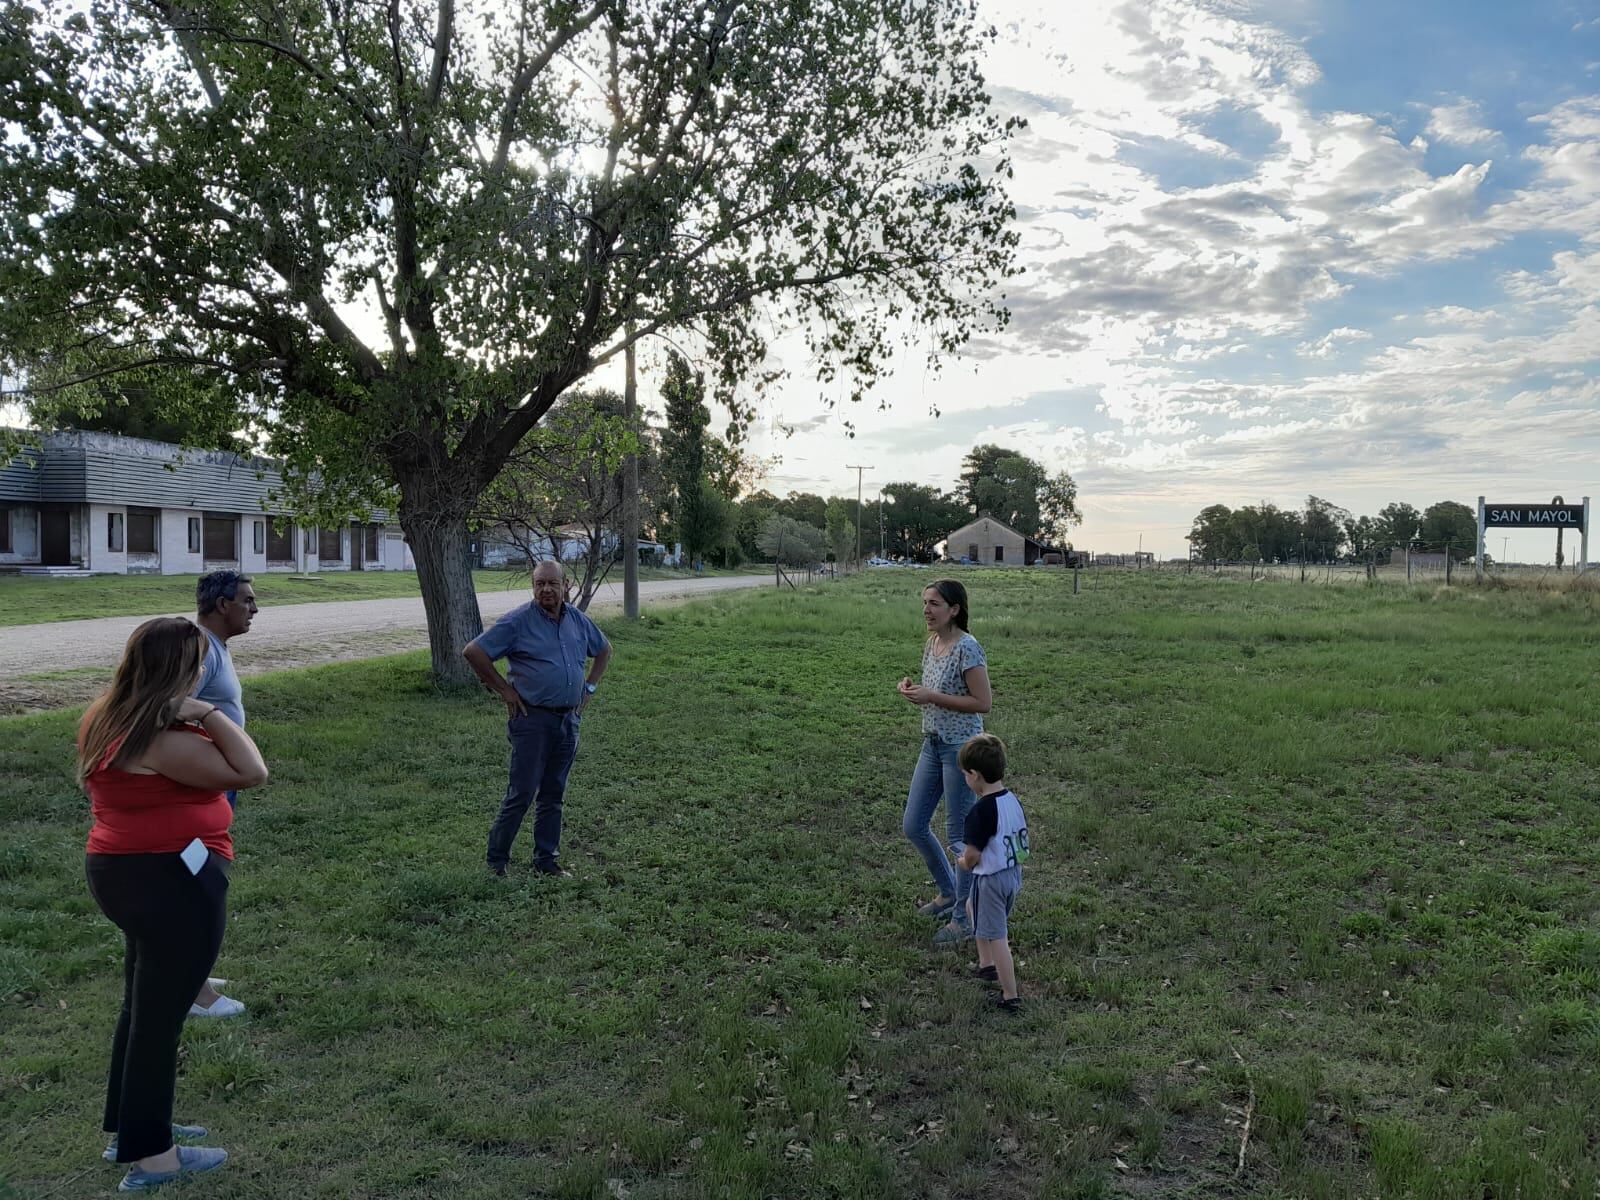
[902,734,977,919]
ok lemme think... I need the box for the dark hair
[197,569,252,616]
[77,618,207,785]
[958,733,1007,784]
[924,579,969,630]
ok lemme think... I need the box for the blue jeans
[487,709,580,869]
[902,735,976,915]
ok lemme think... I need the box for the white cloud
[1425,98,1499,146]
[1297,327,1373,358]
[753,3,1600,557]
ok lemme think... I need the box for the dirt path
[0,574,773,715]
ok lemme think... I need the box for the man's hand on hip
[501,688,528,718]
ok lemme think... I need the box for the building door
[41,508,71,565]
[349,521,365,570]
[994,544,1004,562]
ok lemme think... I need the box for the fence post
[1073,564,1081,595]
[1445,542,1452,586]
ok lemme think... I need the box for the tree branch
[138,4,386,133]
[491,0,611,176]
[426,0,453,106]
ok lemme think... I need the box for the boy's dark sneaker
[488,863,507,877]
[989,994,1022,1015]
[968,965,999,982]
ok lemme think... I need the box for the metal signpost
[1475,496,1590,581]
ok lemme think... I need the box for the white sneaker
[206,977,228,988]
[189,994,246,1019]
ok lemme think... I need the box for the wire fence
[1070,552,1595,591]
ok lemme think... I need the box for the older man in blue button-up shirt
[464,559,613,876]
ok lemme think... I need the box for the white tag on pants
[179,837,209,876]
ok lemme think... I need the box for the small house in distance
[0,429,413,575]
[942,515,1058,565]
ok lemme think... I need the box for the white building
[0,430,414,575]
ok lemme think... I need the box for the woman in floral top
[897,578,992,945]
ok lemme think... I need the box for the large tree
[658,351,710,559]
[1374,502,1423,550]
[1418,501,1477,560]
[882,481,965,562]
[1302,495,1350,563]
[959,444,1046,535]
[1037,469,1080,546]
[471,388,655,609]
[25,371,249,452]
[1,0,1019,680]
[1189,504,1237,561]
[956,443,1077,542]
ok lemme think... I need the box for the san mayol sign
[1482,503,1585,528]
[1475,496,1590,579]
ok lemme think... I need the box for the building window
[364,523,381,561]
[188,517,201,553]
[203,516,237,561]
[253,520,265,554]
[267,518,295,561]
[128,509,157,554]
[0,507,11,554]
[994,544,1004,562]
[318,527,342,560]
[107,512,124,552]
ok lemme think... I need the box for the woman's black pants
[86,851,228,1162]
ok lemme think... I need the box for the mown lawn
[0,565,761,627]
[2,572,1598,1198]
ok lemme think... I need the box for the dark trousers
[487,708,580,869]
[86,852,228,1162]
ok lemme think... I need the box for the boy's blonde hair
[958,732,1007,784]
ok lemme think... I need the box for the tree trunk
[399,498,482,684]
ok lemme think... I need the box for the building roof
[1,429,386,520]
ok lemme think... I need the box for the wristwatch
[584,682,598,696]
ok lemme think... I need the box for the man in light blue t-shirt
[188,569,258,1019]
[195,571,253,730]
[464,560,612,877]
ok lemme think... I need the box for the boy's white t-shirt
[967,788,1029,875]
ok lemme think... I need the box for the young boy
[955,733,1028,1014]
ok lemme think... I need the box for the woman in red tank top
[78,617,268,1190]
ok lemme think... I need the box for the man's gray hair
[197,569,252,615]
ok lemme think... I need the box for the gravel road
[0,573,774,713]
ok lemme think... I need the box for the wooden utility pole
[846,464,873,569]
[622,334,640,619]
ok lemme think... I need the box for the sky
[728,0,1600,562]
[7,0,1596,563]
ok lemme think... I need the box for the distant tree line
[1188,498,1481,564]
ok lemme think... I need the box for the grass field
[3,572,1598,1198]
[0,566,760,627]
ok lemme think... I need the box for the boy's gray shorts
[969,866,1022,940]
